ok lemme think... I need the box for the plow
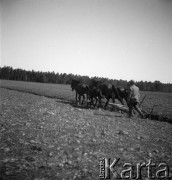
[108,96,171,123]
[109,103,129,113]
[86,95,171,123]
[108,95,160,118]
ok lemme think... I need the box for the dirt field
[0,84,172,179]
[0,80,172,119]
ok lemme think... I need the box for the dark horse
[87,85,103,108]
[98,83,125,108]
[116,87,130,105]
[85,79,102,108]
[71,79,89,105]
[88,79,126,108]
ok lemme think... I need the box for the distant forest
[0,66,172,93]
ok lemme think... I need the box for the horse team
[71,79,129,108]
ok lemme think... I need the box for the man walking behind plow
[127,80,144,118]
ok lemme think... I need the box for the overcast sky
[1,0,172,83]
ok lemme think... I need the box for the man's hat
[129,80,135,85]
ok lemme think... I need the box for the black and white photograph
[0,0,172,179]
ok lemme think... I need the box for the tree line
[0,66,172,93]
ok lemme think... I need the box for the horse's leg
[78,94,81,105]
[98,97,102,108]
[87,96,90,107]
[116,90,124,105]
[75,92,78,104]
[94,97,98,108]
[117,97,124,105]
[89,97,93,108]
[81,95,85,105]
[114,87,125,105]
[91,97,95,108]
[86,94,90,107]
[104,98,109,109]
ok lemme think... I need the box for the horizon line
[1,65,171,85]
